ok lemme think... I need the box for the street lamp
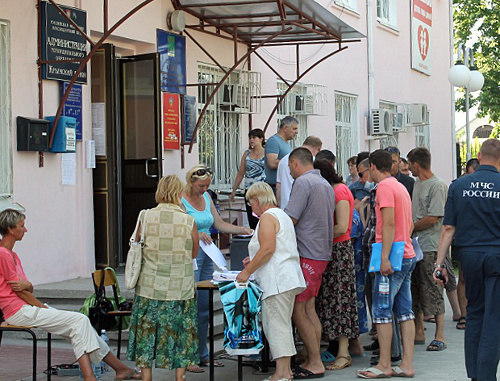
[448,43,485,161]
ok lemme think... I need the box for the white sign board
[411,0,432,75]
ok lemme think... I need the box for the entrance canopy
[172,0,364,45]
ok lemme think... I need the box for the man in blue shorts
[435,139,500,381]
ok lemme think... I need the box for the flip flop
[426,340,447,351]
[320,350,336,363]
[200,359,225,367]
[115,369,141,380]
[293,365,325,379]
[356,367,391,379]
[186,364,204,373]
[423,317,436,323]
[391,366,414,378]
[456,317,466,330]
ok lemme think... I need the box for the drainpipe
[449,0,457,179]
[366,0,375,151]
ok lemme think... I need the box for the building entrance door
[90,46,161,268]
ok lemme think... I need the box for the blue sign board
[157,29,186,94]
[184,96,197,144]
[42,2,88,84]
[61,82,83,140]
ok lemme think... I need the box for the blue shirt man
[435,139,500,381]
[264,116,298,187]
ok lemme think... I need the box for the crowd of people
[1,115,499,381]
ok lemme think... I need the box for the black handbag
[87,271,118,331]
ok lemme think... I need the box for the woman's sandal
[200,359,225,367]
[326,355,352,370]
[456,316,466,330]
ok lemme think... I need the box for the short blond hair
[185,165,212,195]
[246,182,277,207]
[155,175,184,205]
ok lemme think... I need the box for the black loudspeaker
[17,116,49,151]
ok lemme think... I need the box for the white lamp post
[448,43,485,161]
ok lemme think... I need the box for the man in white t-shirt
[276,136,322,209]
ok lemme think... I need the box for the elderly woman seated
[236,182,306,381]
[0,209,140,381]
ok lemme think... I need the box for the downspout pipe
[366,0,375,151]
[449,0,457,179]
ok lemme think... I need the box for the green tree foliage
[453,0,500,122]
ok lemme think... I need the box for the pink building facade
[0,0,454,284]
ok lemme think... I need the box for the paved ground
[1,276,498,380]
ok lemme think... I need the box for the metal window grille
[335,92,359,179]
[0,21,11,197]
[276,81,308,149]
[415,124,431,149]
[197,63,242,189]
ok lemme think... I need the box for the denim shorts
[372,257,417,324]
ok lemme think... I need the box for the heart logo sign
[418,25,429,61]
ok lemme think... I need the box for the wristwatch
[434,263,445,269]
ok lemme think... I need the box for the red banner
[163,92,180,150]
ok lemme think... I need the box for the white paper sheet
[200,240,228,270]
[61,152,76,185]
[85,140,96,168]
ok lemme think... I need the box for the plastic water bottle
[378,275,390,309]
[100,330,110,373]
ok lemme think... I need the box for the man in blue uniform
[435,139,500,381]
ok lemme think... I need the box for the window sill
[376,20,400,35]
[331,2,360,18]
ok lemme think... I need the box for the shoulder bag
[124,209,147,289]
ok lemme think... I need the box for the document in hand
[368,241,405,273]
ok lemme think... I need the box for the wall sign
[184,95,197,144]
[61,82,82,140]
[163,93,180,150]
[42,2,88,83]
[411,0,432,75]
[157,29,186,94]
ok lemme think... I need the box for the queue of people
[2,114,498,380]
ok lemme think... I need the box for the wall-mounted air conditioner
[411,103,429,125]
[370,109,393,136]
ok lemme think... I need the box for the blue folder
[368,241,405,273]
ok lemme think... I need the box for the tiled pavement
[1,276,500,380]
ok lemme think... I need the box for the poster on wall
[163,93,180,150]
[61,82,83,140]
[41,2,88,83]
[411,0,432,75]
[157,29,186,94]
[184,95,197,144]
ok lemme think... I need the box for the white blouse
[248,208,306,300]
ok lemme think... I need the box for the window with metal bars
[197,63,242,189]
[276,81,308,148]
[334,92,359,179]
[415,124,431,149]
[0,20,11,197]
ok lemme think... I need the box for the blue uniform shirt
[443,165,500,252]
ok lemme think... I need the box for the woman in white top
[236,182,305,381]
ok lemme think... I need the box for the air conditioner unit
[411,103,429,125]
[370,109,393,135]
[219,84,234,105]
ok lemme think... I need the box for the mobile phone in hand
[435,270,447,284]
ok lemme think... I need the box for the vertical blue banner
[61,82,83,140]
[157,29,186,94]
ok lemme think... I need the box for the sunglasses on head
[384,146,400,155]
[192,168,212,177]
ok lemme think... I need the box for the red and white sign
[411,0,432,75]
[163,92,180,150]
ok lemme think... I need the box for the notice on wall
[91,103,106,156]
[41,2,88,83]
[184,95,197,144]
[163,92,180,150]
[85,140,96,168]
[62,152,76,185]
[61,82,83,140]
[411,0,432,75]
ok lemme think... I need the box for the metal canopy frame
[172,0,363,152]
